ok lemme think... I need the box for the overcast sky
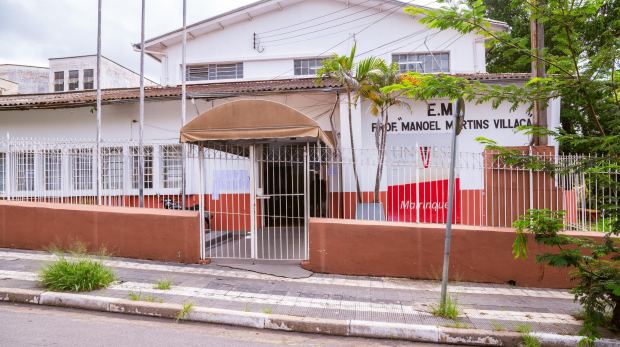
[0,0,256,82]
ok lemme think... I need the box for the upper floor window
[186,63,243,81]
[68,70,79,91]
[54,72,64,92]
[393,53,450,74]
[84,69,94,89]
[294,58,323,76]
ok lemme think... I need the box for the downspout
[472,37,486,73]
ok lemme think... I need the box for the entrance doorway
[255,144,307,260]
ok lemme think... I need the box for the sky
[0,0,442,83]
[0,0,257,82]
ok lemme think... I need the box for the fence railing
[0,138,616,232]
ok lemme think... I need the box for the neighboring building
[0,78,18,95]
[0,64,49,94]
[48,55,157,93]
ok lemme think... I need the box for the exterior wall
[160,0,488,86]
[0,201,200,263]
[0,65,49,94]
[0,78,18,95]
[302,218,605,289]
[48,56,156,92]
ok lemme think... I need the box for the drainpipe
[472,37,486,73]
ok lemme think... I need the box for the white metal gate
[202,143,308,261]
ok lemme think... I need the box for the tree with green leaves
[382,0,620,344]
[316,44,381,203]
[358,61,412,203]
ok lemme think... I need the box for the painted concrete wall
[0,78,18,95]
[0,65,49,94]
[48,56,157,92]
[302,218,607,288]
[158,0,488,86]
[0,201,200,263]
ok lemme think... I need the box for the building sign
[370,102,532,134]
[387,178,461,223]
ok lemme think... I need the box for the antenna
[424,31,443,73]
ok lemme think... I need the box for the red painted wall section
[303,218,607,289]
[0,201,201,263]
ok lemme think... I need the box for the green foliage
[492,320,503,331]
[128,291,163,303]
[176,300,196,323]
[512,208,620,345]
[39,255,116,292]
[153,278,172,290]
[390,0,620,140]
[430,294,462,319]
[261,307,273,314]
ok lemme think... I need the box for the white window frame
[392,52,451,74]
[160,145,183,192]
[130,145,154,192]
[294,58,324,76]
[70,148,95,195]
[186,62,244,81]
[101,147,125,192]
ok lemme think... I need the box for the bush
[513,209,620,346]
[39,255,116,292]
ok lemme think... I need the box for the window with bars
[84,69,94,89]
[68,70,79,91]
[161,145,183,189]
[102,147,124,190]
[54,72,64,92]
[16,152,35,191]
[294,58,323,76]
[71,149,93,190]
[131,146,153,189]
[186,63,243,81]
[393,53,450,74]
[45,150,62,191]
[0,153,5,193]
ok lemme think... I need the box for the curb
[1,287,618,346]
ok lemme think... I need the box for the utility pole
[96,0,102,206]
[181,0,187,210]
[138,0,145,208]
[530,0,547,146]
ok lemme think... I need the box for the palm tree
[316,43,381,203]
[359,61,412,203]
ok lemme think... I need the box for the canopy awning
[180,99,333,147]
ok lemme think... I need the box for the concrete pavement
[0,248,618,346]
[0,302,454,347]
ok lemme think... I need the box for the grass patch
[128,291,163,303]
[262,307,272,314]
[39,254,115,292]
[430,294,462,319]
[243,305,249,312]
[512,322,540,347]
[153,278,172,290]
[492,320,503,331]
[176,300,196,322]
[513,322,532,334]
[44,236,115,258]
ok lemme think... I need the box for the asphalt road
[0,302,467,347]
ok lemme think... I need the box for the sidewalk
[0,248,617,346]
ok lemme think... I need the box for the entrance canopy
[179,99,333,147]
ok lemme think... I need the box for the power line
[260,2,381,39]
[357,28,429,56]
[262,0,417,44]
[257,0,374,35]
[265,21,376,47]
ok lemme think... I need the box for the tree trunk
[374,109,387,203]
[611,296,620,330]
[347,91,363,203]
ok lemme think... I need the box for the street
[0,302,465,347]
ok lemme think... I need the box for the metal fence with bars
[0,138,616,260]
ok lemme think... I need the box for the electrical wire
[356,28,429,56]
[261,0,418,44]
[260,3,382,39]
[257,0,374,35]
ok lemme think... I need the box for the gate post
[198,143,205,260]
[249,144,257,259]
[304,143,309,260]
